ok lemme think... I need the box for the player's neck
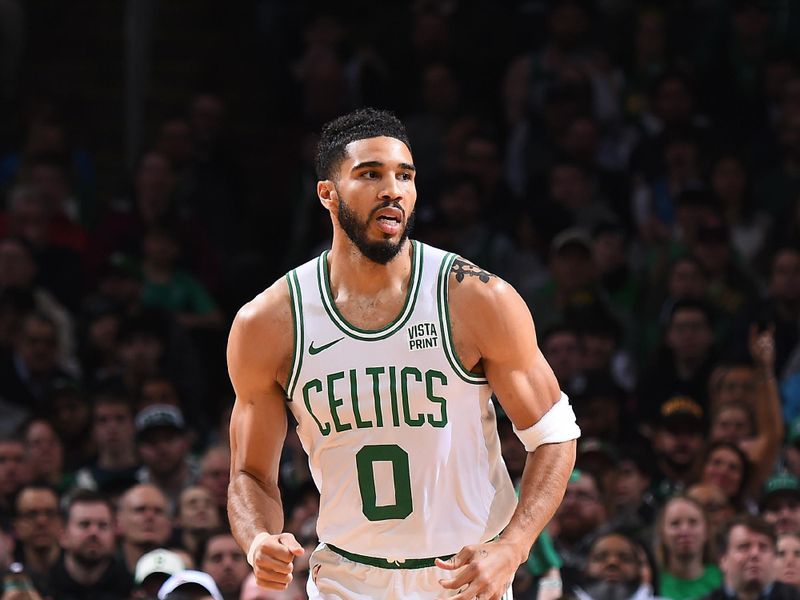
[328,236,413,297]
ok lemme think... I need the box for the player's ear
[318,180,337,210]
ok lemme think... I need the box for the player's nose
[379,176,402,201]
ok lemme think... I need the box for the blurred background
[2,1,800,599]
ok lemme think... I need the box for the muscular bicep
[227,287,293,486]
[229,392,287,486]
[455,275,561,429]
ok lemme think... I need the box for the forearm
[756,366,782,439]
[750,367,782,491]
[228,470,285,552]
[499,440,576,564]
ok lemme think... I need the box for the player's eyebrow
[351,161,416,172]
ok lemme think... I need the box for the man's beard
[659,446,697,473]
[582,579,640,600]
[73,542,111,569]
[337,193,415,265]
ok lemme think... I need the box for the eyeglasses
[17,508,59,520]
[563,489,600,503]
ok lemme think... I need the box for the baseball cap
[577,438,619,462]
[135,404,185,441]
[157,570,223,600]
[761,473,800,511]
[135,549,185,585]
[657,395,705,432]
[550,228,593,257]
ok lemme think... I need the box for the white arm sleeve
[512,392,581,452]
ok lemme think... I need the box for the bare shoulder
[448,258,529,324]
[228,277,294,387]
[447,257,536,357]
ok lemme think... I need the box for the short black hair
[719,514,776,555]
[63,489,114,522]
[664,298,715,329]
[195,526,235,567]
[315,108,411,180]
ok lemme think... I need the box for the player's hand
[435,540,521,600]
[252,532,305,590]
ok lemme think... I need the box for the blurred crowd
[2,0,800,599]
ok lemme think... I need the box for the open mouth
[374,207,403,235]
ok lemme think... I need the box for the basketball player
[227,108,580,600]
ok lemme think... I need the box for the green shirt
[659,564,722,600]
[142,270,217,315]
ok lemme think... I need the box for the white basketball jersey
[285,241,517,559]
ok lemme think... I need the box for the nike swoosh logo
[309,337,344,355]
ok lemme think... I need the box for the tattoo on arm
[451,257,495,283]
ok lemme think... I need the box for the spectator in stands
[0,434,25,518]
[708,325,782,495]
[696,441,752,513]
[686,482,736,540]
[157,569,223,600]
[527,228,612,335]
[578,304,636,392]
[116,483,172,577]
[742,246,800,378]
[688,215,759,333]
[709,151,769,268]
[49,378,94,471]
[175,485,220,557]
[425,173,516,281]
[651,396,706,501]
[1,183,87,311]
[639,300,717,422]
[654,494,721,600]
[132,548,185,600]
[0,313,73,433]
[0,234,76,368]
[640,254,710,359]
[47,490,131,600]
[139,374,181,410]
[115,310,206,417]
[73,391,139,495]
[13,484,62,577]
[776,532,800,588]
[761,474,800,537]
[541,323,586,398]
[115,312,169,401]
[91,150,219,288]
[606,440,658,538]
[706,515,799,600]
[571,530,661,600]
[197,445,229,519]
[198,529,249,600]
[551,469,607,590]
[571,372,627,443]
[139,226,223,331]
[21,418,72,492]
[134,404,197,509]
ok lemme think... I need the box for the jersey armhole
[436,253,489,385]
[285,270,304,400]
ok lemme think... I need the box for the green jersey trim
[316,240,423,341]
[437,253,488,385]
[285,270,305,399]
[326,543,454,570]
